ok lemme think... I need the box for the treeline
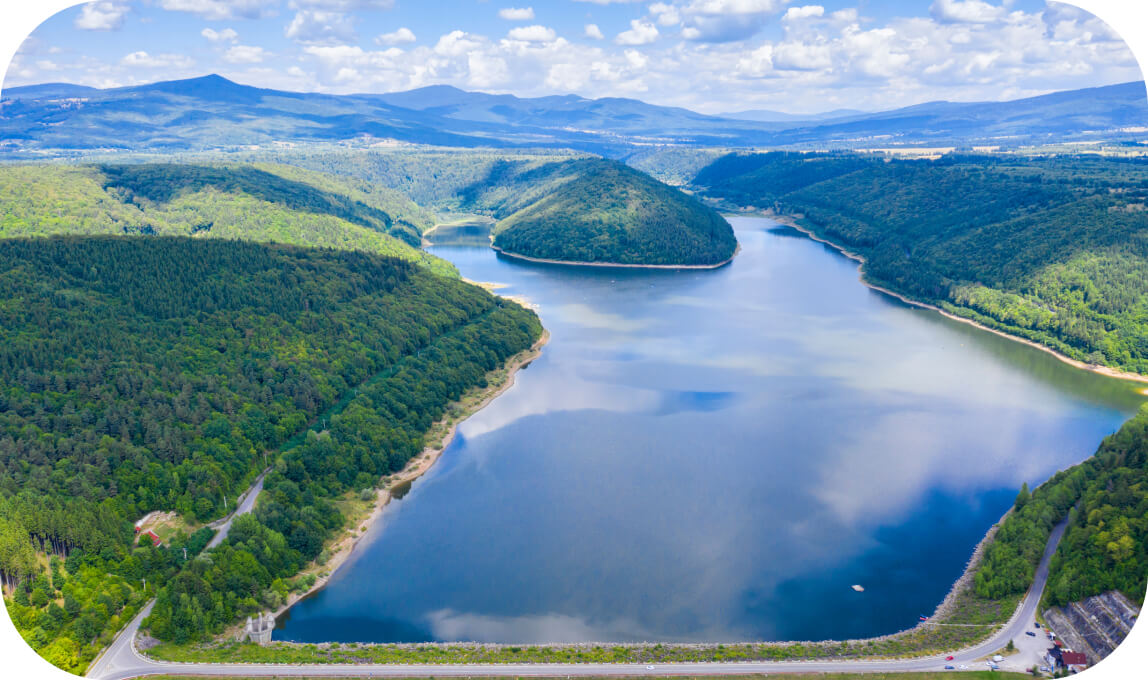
[691,152,1148,373]
[972,405,1148,607]
[0,164,455,276]
[470,157,737,266]
[146,301,540,641]
[0,236,539,669]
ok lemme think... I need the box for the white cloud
[285,10,358,45]
[158,0,275,21]
[201,28,239,43]
[571,0,644,3]
[434,30,486,57]
[74,1,129,31]
[499,7,535,21]
[772,41,832,70]
[929,0,1006,25]
[668,0,791,42]
[223,45,271,64]
[120,51,194,69]
[584,24,605,40]
[289,0,395,9]
[376,27,416,45]
[507,25,556,42]
[783,5,824,22]
[616,20,659,46]
[650,3,681,27]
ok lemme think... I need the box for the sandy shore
[755,210,1148,389]
[491,244,740,270]
[269,327,550,622]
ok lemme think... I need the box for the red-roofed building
[140,530,161,547]
[1062,651,1088,672]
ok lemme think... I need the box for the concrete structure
[242,612,275,645]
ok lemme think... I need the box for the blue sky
[5,0,1143,114]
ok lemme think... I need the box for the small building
[1046,647,1064,669]
[138,530,161,547]
[1062,651,1088,673]
[242,611,275,645]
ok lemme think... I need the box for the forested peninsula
[472,157,738,267]
[0,236,541,672]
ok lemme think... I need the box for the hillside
[692,152,1148,374]
[464,157,737,267]
[0,236,542,672]
[2,75,1145,155]
[0,163,455,276]
[967,404,1148,612]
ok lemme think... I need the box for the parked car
[1026,631,1037,637]
[946,655,955,660]
[1035,622,1041,628]
[944,665,955,670]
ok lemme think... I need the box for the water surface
[277,216,1144,644]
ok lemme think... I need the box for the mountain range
[1,74,1144,155]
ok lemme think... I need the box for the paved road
[87,469,269,679]
[85,520,1067,680]
[206,469,269,549]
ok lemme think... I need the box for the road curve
[206,469,269,549]
[86,520,1067,680]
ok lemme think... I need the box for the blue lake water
[276,215,1145,644]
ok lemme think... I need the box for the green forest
[221,149,737,266]
[969,404,1148,609]
[0,236,540,671]
[0,163,455,276]
[473,157,738,266]
[692,152,1148,373]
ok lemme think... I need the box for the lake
[276,215,1145,644]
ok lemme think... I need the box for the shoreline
[753,210,1148,389]
[491,244,741,271]
[267,327,551,624]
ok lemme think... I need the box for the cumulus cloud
[499,7,535,21]
[74,1,129,31]
[120,51,194,68]
[507,25,557,43]
[158,0,275,21]
[376,27,416,45]
[657,0,792,43]
[223,45,271,64]
[201,28,239,43]
[929,0,1007,25]
[35,0,1132,119]
[783,5,824,22]
[616,20,659,46]
[285,10,359,45]
[289,0,395,9]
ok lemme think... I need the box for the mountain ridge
[2,74,1145,152]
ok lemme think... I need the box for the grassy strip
[147,673,1029,680]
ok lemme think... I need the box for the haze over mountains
[1,75,1145,155]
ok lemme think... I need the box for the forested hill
[464,157,737,266]
[0,237,541,671]
[692,152,1148,374]
[0,163,453,276]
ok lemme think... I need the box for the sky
[3,0,1144,114]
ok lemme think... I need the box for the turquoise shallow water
[276,216,1144,644]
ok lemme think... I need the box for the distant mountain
[1,82,99,99]
[764,81,1148,146]
[720,108,866,123]
[363,83,732,135]
[1,74,1144,154]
